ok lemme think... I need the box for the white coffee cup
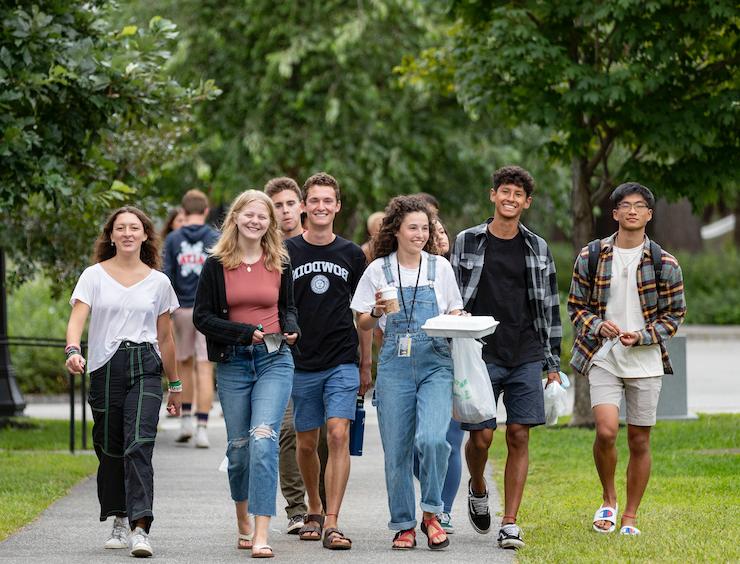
[379,286,400,314]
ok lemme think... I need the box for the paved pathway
[0,402,514,563]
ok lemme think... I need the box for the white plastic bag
[451,338,496,424]
[543,380,568,426]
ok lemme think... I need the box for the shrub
[7,277,73,394]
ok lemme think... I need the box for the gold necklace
[243,254,262,272]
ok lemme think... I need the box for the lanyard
[397,258,422,335]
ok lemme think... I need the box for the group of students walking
[64,165,685,558]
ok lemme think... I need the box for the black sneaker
[287,514,304,535]
[467,480,491,534]
[497,523,525,549]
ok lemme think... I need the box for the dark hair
[432,217,451,260]
[492,165,535,197]
[302,172,340,202]
[417,192,439,212]
[610,182,656,209]
[160,206,184,241]
[371,195,438,260]
[264,176,302,200]
[94,206,161,269]
[181,189,209,215]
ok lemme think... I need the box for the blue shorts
[460,360,545,430]
[292,364,359,432]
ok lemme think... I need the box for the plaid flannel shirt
[567,233,686,376]
[450,219,562,373]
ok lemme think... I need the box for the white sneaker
[129,527,153,558]
[176,416,193,443]
[194,425,210,448]
[104,516,129,549]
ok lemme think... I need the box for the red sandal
[392,528,416,550]
[421,517,449,550]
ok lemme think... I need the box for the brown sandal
[237,532,253,550]
[392,528,416,550]
[421,517,449,550]
[322,527,352,550]
[298,514,324,541]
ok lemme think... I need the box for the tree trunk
[569,158,595,427]
[735,201,740,248]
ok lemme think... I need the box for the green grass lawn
[0,418,97,541]
[489,414,740,563]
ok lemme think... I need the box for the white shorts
[172,307,208,362]
[588,365,663,426]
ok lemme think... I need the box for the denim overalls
[375,254,454,530]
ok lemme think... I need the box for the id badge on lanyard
[397,335,412,357]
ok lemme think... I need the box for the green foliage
[677,248,740,324]
[117,0,521,238]
[405,0,739,246]
[0,1,218,285]
[490,414,740,562]
[7,275,73,394]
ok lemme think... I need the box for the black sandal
[322,527,352,550]
[298,514,324,541]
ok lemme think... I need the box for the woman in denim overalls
[352,196,463,550]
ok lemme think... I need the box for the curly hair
[371,195,438,260]
[302,172,340,201]
[210,190,288,272]
[93,206,161,269]
[492,165,535,197]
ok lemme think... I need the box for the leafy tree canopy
[0,1,217,286]
[404,0,739,245]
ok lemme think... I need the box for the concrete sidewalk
[0,403,514,563]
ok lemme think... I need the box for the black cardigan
[193,255,300,362]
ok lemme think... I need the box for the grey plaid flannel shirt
[450,219,562,373]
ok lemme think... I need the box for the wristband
[65,346,82,359]
[168,379,182,390]
[370,308,382,319]
[168,385,183,393]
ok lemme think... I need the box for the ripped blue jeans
[217,343,294,516]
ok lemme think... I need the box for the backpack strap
[587,239,602,284]
[382,255,396,286]
[426,254,437,286]
[650,240,663,284]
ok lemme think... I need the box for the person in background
[264,175,329,535]
[194,190,299,558]
[361,211,385,263]
[65,206,181,558]
[163,189,220,448]
[160,207,186,241]
[352,195,463,550]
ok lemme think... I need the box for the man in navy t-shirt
[163,189,220,448]
[285,172,370,550]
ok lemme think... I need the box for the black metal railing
[0,336,88,453]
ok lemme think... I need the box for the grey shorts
[460,360,545,431]
[588,365,663,426]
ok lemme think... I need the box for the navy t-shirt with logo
[286,234,367,371]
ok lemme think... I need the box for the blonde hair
[210,190,288,272]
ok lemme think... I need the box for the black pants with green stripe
[88,341,163,532]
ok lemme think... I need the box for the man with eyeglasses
[568,182,686,536]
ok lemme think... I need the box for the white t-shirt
[350,251,463,331]
[70,264,179,372]
[593,245,663,378]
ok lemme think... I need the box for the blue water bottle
[349,394,365,456]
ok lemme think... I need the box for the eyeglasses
[616,202,650,211]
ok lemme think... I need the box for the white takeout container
[421,314,499,339]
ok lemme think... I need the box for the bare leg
[179,357,195,408]
[622,424,652,527]
[592,404,620,530]
[252,515,272,555]
[296,428,322,515]
[323,417,351,547]
[502,424,530,524]
[195,360,214,416]
[235,501,252,548]
[465,428,493,494]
